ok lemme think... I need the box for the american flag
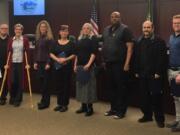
[90,0,99,35]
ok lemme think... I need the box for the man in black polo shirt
[0,23,9,105]
[102,11,134,119]
[134,20,167,128]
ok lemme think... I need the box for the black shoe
[138,116,153,123]
[104,110,116,116]
[157,122,165,128]
[14,102,21,107]
[0,99,6,105]
[171,123,180,132]
[85,107,94,117]
[166,121,179,128]
[76,103,87,114]
[85,110,94,116]
[54,105,62,111]
[76,108,86,113]
[37,103,49,110]
[59,106,68,112]
[113,113,125,119]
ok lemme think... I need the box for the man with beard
[0,23,9,105]
[134,20,167,128]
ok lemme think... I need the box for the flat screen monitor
[13,0,45,16]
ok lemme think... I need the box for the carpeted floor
[0,93,178,135]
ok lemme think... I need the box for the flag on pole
[147,0,153,21]
[90,0,99,35]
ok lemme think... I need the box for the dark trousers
[139,77,165,122]
[106,62,128,115]
[54,66,72,106]
[37,62,51,105]
[0,67,8,100]
[10,63,23,103]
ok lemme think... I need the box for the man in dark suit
[0,23,9,105]
[134,20,167,128]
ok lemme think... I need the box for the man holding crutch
[0,23,9,105]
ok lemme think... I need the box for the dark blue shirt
[169,34,180,67]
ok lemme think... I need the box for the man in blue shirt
[166,14,180,132]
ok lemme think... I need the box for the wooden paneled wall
[8,0,180,114]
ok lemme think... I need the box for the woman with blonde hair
[74,23,98,116]
[34,20,54,110]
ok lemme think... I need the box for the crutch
[0,52,11,97]
[25,51,34,108]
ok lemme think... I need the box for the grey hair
[14,23,24,30]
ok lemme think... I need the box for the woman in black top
[50,25,75,112]
[34,20,54,110]
[74,23,98,116]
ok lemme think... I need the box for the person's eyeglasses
[173,23,180,25]
[0,28,8,29]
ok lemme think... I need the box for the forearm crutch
[0,52,11,97]
[25,51,34,108]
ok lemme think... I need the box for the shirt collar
[0,35,8,40]
[140,34,155,41]
[110,23,120,32]
[173,33,180,38]
[13,36,23,41]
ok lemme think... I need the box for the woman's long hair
[78,23,94,40]
[35,20,54,41]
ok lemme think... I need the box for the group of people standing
[0,20,99,117]
[0,11,180,132]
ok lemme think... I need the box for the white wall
[0,0,9,25]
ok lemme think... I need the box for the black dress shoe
[76,104,87,114]
[104,110,116,116]
[85,109,94,116]
[0,100,6,105]
[85,104,94,116]
[54,105,62,111]
[37,103,49,110]
[76,108,86,113]
[138,117,153,123]
[14,102,21,107]
[59,106,68,112]
[157,122,165,128]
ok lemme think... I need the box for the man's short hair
[173,14,180,19]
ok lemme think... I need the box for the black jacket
[134,35,167,77]
[0,36,9,69]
